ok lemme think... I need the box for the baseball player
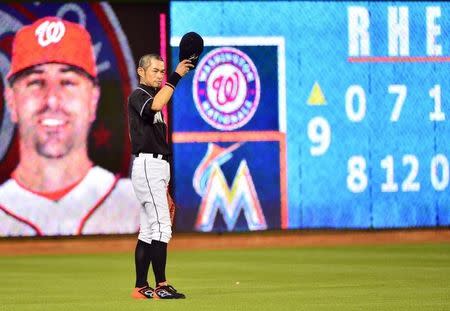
[0,17,140,236]
[128,33,203,300]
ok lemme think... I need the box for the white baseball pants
[131,153,172,244]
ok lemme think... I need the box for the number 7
[388,85,407,122]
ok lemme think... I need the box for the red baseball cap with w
[7,16,97,80]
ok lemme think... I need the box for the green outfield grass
[1,243,449,311]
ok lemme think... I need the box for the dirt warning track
[0,228,449,256]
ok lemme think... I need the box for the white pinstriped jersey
[0,166,140,237]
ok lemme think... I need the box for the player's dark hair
[138,54,163,70]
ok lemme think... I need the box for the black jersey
[128,84,170,156]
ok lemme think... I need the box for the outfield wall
[1,1,449,238]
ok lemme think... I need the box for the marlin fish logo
[193,143,267,232]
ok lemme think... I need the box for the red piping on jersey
[11,164,93,201]
[76,174,121,235]
[0,204,43,236]
[11,176,85,202]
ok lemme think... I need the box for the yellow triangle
[307,82,326,105]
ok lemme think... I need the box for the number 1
[429,85,445,121]
[381,155,399,192]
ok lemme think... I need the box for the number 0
[431,154,449,191]
[345,85,366,122]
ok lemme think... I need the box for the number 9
[307,116,331,156]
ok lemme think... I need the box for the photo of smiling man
[0,16,140,237]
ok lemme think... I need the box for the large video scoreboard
[170,1,450,231]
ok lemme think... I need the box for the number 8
[347,156,368,193]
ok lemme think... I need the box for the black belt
[135,153,169,162]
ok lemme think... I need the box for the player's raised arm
[151,59,194,111]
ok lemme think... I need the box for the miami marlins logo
[193,47,261,131]
[193,143,267,232]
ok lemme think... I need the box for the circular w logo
[34,20,65,47]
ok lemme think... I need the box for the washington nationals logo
[193,47,260,131]
[35,20,65,47]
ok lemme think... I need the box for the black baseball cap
[179,32,204,68]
